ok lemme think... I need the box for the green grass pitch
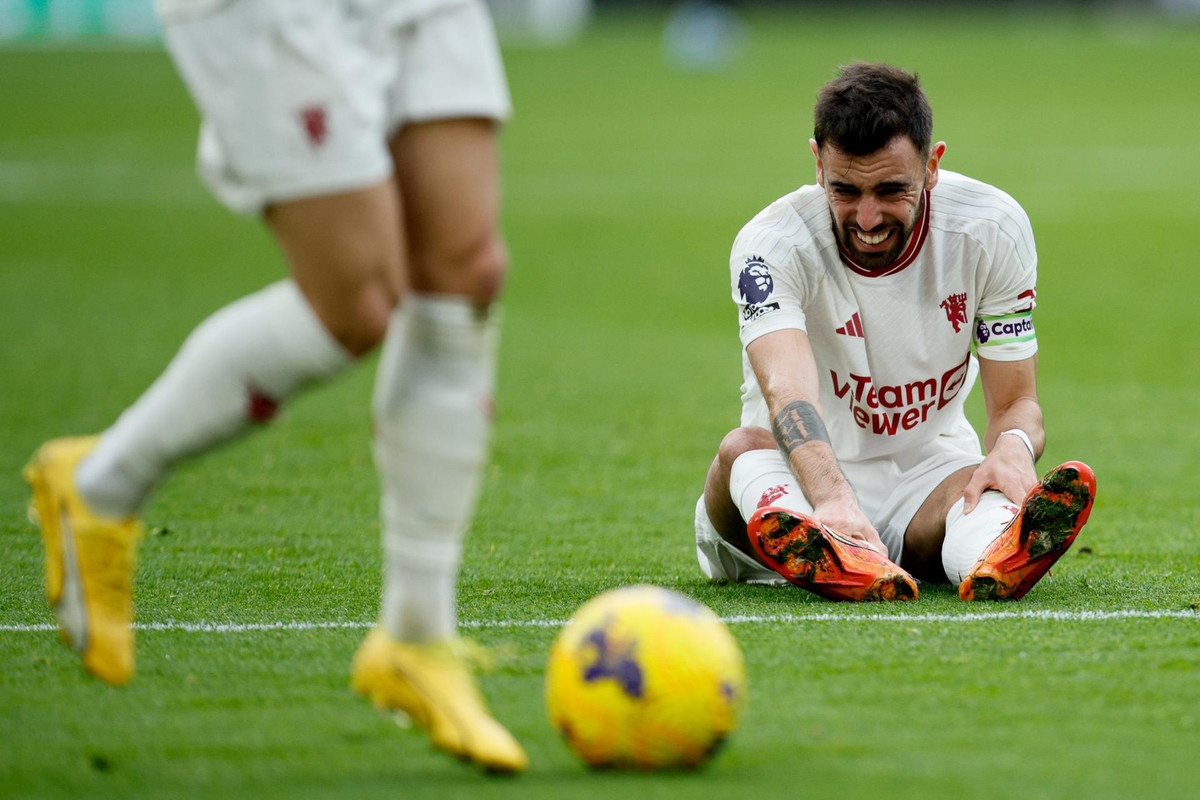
[2,6,1199,799]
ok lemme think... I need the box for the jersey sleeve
[729,211,810,349]
[972,191,1039,362]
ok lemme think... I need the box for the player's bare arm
[746,329,884,550]
[773,398,827,448]
[771,400,845,498]
[963,355,1044,512]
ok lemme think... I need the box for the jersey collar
[836,188,931,277]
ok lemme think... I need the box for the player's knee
[716,427,776,472]
[350,293,395,353]
[455,233,508,305]
[311,280,398,357]
[474,235,509,305]
[417,231,509,306]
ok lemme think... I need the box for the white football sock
[941,491,1022,584]
[728,449,814,521]
[75,280,352,518]
[373,295,497,643]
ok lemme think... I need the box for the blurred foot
[24,436,144,685]
[351,627,528,773]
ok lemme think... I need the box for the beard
[835,193,925,271]
[837,223,909,270]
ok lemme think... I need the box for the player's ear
[809,138,824,186]
[926,141,946,189]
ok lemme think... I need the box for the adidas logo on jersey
[836,312,864,338]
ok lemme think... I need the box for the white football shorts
[694,440,985,584]
[159,0,512,214]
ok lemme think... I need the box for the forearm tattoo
[773,401,831,455]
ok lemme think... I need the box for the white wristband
[999,428,1036,461]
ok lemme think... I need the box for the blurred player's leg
[373,293,497,643]
[351,117,526,772]
[70,181,394,520]
[27,265,359,683]
[351,628,526,773]
[24,437,144,685]
[74,278,354,519]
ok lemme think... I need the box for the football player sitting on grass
[693,62,1095,602]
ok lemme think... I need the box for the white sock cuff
[728,449,811,520]
[372,294,498,420]
[410,293,498,343]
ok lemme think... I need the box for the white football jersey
[155,0,473,23]
[731,170,1038,465]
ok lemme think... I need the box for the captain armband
[973,309,1035,349]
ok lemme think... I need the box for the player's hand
[963,435,1039,512]
[811,500,888,557]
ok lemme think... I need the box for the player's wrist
[999,428,1036,462]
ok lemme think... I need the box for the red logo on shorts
[299,105,328,148]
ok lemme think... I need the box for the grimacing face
[811,136,945,271]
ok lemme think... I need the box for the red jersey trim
[837,189,931,277]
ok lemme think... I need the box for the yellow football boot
[351,627,528,773]
[24,436,144,685]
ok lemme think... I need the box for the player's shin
[728,449,812,522]
[940,492,1020,584]
[372,294,497,641]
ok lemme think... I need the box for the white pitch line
[0,608,1195,634]
[719,609,1199,624]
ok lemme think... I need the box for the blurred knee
[415,231,509,306]
[347,286,398,354]
[471,235,510,305]
[304,274,399,358]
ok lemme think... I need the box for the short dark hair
[812,62,933,156]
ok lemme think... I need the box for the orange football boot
[959,461,1096,601]
[748,507,918,601]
